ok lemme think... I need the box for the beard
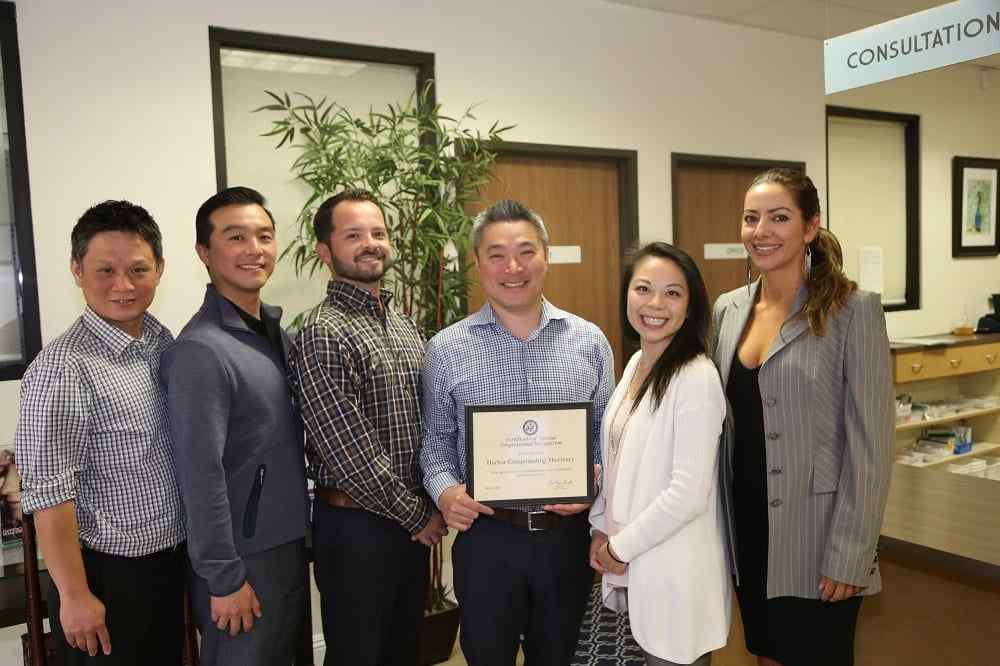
[331,250,393,284]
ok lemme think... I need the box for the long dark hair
[621,242,710,411]
[748,169,856,336]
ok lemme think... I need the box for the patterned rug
[571,583,645,665]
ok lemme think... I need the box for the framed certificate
[465,402,594,507]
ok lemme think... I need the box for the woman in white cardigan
[590,242,730,666]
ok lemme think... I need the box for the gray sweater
[160,285,308,596]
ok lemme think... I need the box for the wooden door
[672,157,805,308]
[468,153,625,377]
[673,163,759,307]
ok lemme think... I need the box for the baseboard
[879,535,1000,592]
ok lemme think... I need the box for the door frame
[670,152,807,247]
[486,141,640,367]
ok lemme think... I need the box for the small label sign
[548,245,582,264]
[704,243,748,260]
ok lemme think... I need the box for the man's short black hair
[71,200,163,264]
[312,190,382,246]
[195,186,276,247]
[471,198,548,253]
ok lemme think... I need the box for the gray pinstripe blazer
[712,281,894,599]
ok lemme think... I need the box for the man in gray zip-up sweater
[160,187,308,666]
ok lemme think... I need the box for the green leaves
[257,80,513,337]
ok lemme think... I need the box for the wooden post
[22,515,47,666]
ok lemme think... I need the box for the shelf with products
[885,333,1000,567]
[896,406,1000,432]
[895,441,1000,468]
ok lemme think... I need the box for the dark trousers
[47,545,185,666]
[453,512,592,666]
[312,500,429,666]
[189,538,309,666]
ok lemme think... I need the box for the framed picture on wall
[953,156,1000,257]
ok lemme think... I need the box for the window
[209,28,433,318]
[827,105,920,311]
[0,1,40,380]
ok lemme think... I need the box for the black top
[727,355,767,511]
[225,296,285,362]
[726,354,768,589]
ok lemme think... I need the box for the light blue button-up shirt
[420,299,614,508]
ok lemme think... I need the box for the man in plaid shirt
[15,201,186,665]
[288,190,447,666]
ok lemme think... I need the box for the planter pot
[418,602,460,665]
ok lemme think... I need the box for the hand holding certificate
[464,402,595,507]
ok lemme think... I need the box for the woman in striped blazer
[711,169,894,666]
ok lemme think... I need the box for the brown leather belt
[489,507,565,532]
[315,487,362,509]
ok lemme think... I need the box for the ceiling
[603,0,1000,68]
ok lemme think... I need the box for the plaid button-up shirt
[420,300,614,511]
[289,280,431,534]
[15,308,185,557]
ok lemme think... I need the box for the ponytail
[803,227,856,337]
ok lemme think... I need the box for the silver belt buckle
[527,511,546,532]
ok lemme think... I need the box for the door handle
[949,358,962,369]
[911,363,923,374]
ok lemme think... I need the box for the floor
[439,549,1000,665]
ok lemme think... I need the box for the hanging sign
[825,0,1000,94]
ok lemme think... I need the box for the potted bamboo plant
[258,82,511,664]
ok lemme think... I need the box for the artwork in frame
[953,156,1000,257]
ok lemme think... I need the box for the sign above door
[824,0,1000,94]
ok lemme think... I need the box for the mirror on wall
[826,105,919,311]
[209,29,432,320]
[0,2,40,381]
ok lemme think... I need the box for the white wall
[0,0,826,438]
[829,64,1000,339]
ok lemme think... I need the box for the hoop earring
[746,255,753,296]
[804,246,813,277]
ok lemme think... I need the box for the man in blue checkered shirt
[15,201,186,665]
[421,199,614,665]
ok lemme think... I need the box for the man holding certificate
[421,199,614,666]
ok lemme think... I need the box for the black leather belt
[489,508,566,532]
[315,487,362,509]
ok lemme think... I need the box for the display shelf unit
[885,333,1000,566]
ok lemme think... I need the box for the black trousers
[47,545,185,666]
[453,512,592,666]
[189,538,309,666]
[312,500,429,666]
